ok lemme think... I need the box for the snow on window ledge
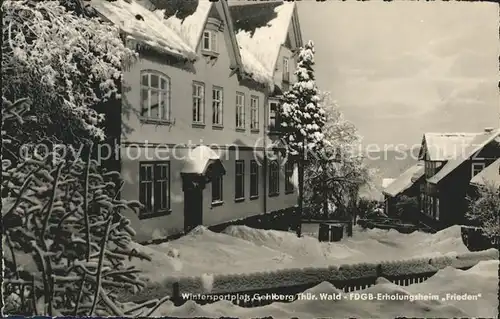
[202,50,219,58]
[211,200,224,207]
[140,117,174,125]
[192,122,206,129]
[139,209,172,220]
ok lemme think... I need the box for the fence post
[376,264,382,278]
[172,282,182,306]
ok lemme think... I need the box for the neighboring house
[418,128,500,230]
[382,163,425,216]
[91,0,302,241]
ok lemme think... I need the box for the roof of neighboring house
[470,158,500,188]
[383,163,425,197]
[229,1,300,80]
[419,132,480,161]
[428,129,500,184]
[91,0,273,87]
[382,178,396,188]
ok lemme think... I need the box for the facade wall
[120,146,297,241]
[118,9,299,241]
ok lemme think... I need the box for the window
[236,92,245,129]
[471,162,485,177]
[435,198,440,220]
[285,160,294,193]
[250,96,259,131]
[140,72,171,122]
[419,192,425,212]
[269,160,279,196]
[235,160,245,200]
[212,87,223,126]
[268,100,280,131]
[283,57,290,83]
[212,175,223,204]
[202,30,217,52]
[250,160,259,198]
[139,162,170,218]
[193,82,205,124]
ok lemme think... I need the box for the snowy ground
[130,224,471,282]
[148,260,499,318]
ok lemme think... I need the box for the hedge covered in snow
[119,248,498,302]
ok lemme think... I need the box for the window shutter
[211,32,217,52]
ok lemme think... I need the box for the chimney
[484,127,494,133]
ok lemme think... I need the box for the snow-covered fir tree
[280,40,326,157]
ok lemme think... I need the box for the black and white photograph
[2,0,499,317]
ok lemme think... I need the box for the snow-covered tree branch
[2,0,136,146]
[304,92,375,219]
[466,182,500,239]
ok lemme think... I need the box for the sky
[297,1,499,149]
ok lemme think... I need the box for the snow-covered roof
[92,0,275,87]
[230,1,296,81]
[383,163,424,197]
[92,0,196,59]
[470,158,500,188]
[421,133,480,161]
[428,129,500,184]
[239,48,274,89]
[382,178,396,188]
[181,145,225,175]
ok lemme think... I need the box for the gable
[196,1,241,71]
[230,1,296,74]
[474,138,500,159]
[428,130,500,184]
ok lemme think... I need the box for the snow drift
[149,260,499,318]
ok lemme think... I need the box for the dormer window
[201,17,222,57]
[202,30,217,52]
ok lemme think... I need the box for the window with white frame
[235,160,245,200]
[268,99,280,131]
[236,92,245,129]
[283,56,290,82]
[471,162,485,178]
[139,162,170,218]
[435,197,440,220]
[250,96,259,130]
[269,160,279,196]
[212,86,223,125]
[202,30,217,53]
[250,160,259,198]
[140,71,171,121]
[192,82,205,124]
[285,160,294,193]
[212,175,223,204]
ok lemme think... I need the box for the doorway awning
[181,145,226,175]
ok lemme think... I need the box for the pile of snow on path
[131,224,472,281]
